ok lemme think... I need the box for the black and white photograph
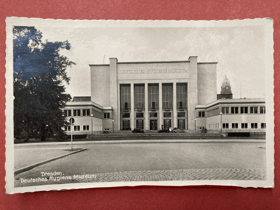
[5,18,274,194]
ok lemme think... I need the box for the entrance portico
[120,81,188,131]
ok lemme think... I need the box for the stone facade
[88,57,217,132]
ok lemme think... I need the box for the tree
[13,26,75,141]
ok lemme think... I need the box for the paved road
[14,145,84,170]
[14,140,266,187]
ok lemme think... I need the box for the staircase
[87,131,224,141]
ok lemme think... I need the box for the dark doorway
[122,120,130,130]
[150,120,158,130]
[164,119,171,129]
[136,120,144,129]
[178,119,185,129]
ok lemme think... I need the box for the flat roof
[89,60,191,66]
[197,62,218,64]
[65,101,110,110]
[89,60,219,66]
[196,98,265,109]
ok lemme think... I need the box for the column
[144,83,149,130]
[109,58,119,131]
[130,83,134,130]
[159,82,163,130]
[173,82,177,128]
[188,56,198,131]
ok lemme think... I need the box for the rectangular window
[83,125,89,131]
[148,84,159,109]
[199,111,205,117]
[260,106,266,114]
[223,123,229,129]
[74,126,80,131]
[64,126,71,131]
[231,107,239,114]
[177,112,185,117]
[241,123,248,129]
[251,123,258,129]
[164,112,171,118]
[120,84,131,110]
[64,110,71,117]
[73,109,81,116]
[222,107,229,114]
[122,113,130,118]
[104,113,110,118]
[136,113,144,118]
[83,109,90,116]
[134,84,145,109]
[162,83,173,109]
[250,107,258,114]
[232,123,238,129]
[261,123,266,129]
[150,112,157,118]
[241,107,248,114]
[176,83,187,109]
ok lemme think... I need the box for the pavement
[14,140,266,187]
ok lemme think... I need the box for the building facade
[63,56,266,135]
[195,98,266,133]
[89,56,217,132]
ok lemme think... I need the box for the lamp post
[112,119,114,133]
[91,113,93,136]
[70,122,73,150]
[194,119,196,133]
[69,117,75,151]
[220,111,223,133]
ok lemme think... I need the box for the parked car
[158,127,170,133]
[171,128,185,133]
[132,128,144,133]
[201,127,207,133]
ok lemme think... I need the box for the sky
[36,24,266,99]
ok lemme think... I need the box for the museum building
[63,56,266,135]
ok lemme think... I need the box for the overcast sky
[36,24,265,99]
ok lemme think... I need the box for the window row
[222,123,266,129]
[222,106,266,114]
[121,112,186,119]
[64,125,90,131]
[64,110,110,119]
[121,83,187,110]
[64,109,90,117]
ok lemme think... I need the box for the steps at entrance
[86,131,225,140]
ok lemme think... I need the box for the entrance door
[150,120,158,130]
[178,119,185,129]
[136,120,144,129]
[122,120,130,130]
[164,119,171,129]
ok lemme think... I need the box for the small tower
[217,75,233,99]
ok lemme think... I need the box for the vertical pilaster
[159,82,163,130]
[173,82,177,128]
[188,56,198,131]
[130,83,135,130]
[109,58,119,131]
[144,83,149,130]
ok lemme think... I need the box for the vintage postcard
[5,17,274,194]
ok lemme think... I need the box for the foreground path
[14,141,266,187]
